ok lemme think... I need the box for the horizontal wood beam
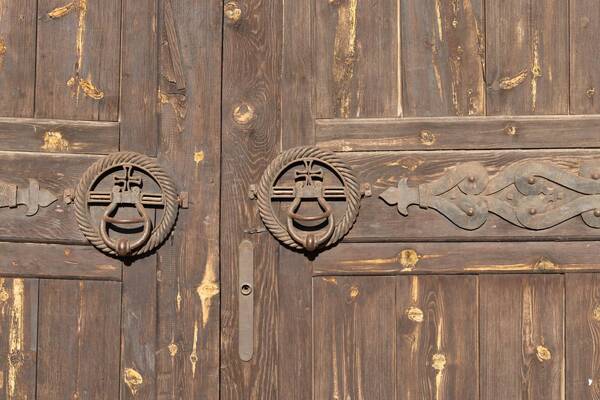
[0,243,121,280]
[314,242,600,276]
[316,115,600,151]
[0,117,119,154]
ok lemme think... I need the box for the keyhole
[240,283,253,296]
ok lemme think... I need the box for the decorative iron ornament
[75,152,182,258]
[0,179,57,216]
[380,160,600,230]
[256,146,362,252]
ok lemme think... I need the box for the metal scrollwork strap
[380,160,600,230]
[75,152,181,258]
[256,146,361,252]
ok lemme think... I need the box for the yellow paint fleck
[505,125,518,136]
[48,2,76,18]
[419,130,436,146]
[530,31,542,112]
[432,353,447,370]
[168,343,178,357]
[322,277,338,285]
[123,368,143,395]
[232,103,255,125]
[406,306,424,323]
[349,285,360,299]
[224,1,242,24]
[0,279,9,303]
[399,249,420,271]
[78,78,105,100]
[190,321,199,377]
[42,131,70,152]
[331,0,358,118]
[7,280,24,398]
[194,151,205,165]
[534,257,557,271]
[0,38,6,57]
[536,345,551,362]
[592,305,600,321]
[197,250,219,328]
[499,69,528,90]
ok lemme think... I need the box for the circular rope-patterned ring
[257,146,361,251]
[75,152,179,258]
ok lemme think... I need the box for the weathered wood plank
[486,0,568,115]
[566,274,600,399]
[315,0,400,118]
[480,275,564,400]
[314,276,396,399]
[36,280,121,399]
[36,0,121,121]
[570,0,600,114]
[316,115,600,151]
[120,0,158,154]
[345,150,600,241]
[0,152,99,244]
[0,243,121,280]
[397,275,478,400]
[401,0,485,117]
[0,0,36,117]
[0,117,119,154]
[221,0,282,397]
[0,278,38,399]
[314,242,600,276]
[155,0,221,397]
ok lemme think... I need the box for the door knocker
[74,152,184,258]
[254,146,365,252]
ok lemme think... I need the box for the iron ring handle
[99,201,153,257]
[286,196,335,251]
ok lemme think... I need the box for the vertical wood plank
[155,0,221,397]
[0,1,36,117]
[36,280,121,399]
[570,0,600,114]
[566,274,600,399]
[480,275,564,400]
[0,278,38,399]
[315,0,400,118]
[396,275,478,400]
[486,0,568,115]
[314,276,396,399]
[35,0,121,121]
[221,0,282,398]
[120,0,158,154]
[401,0,485,117]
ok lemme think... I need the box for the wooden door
[221,0,600,399]
[0,0,224,398]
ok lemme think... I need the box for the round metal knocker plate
[257,146,361,252]
[75,152,179,258]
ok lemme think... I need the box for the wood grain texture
[316,115,600,151]
[0,152,99,244]
[36,280,121,399]
[570,0,600,114]
[480,275,564,400]
[0,0,36,117]
[0,242,121,280]
[401,0,485,117]
[314,242,600,276]
[314,276,396,399]
[315,0,400,118]
[397,275,478,400]
[0,117,119,154]
[566,274,600,399]
[120,0,158,154]
[0,278,38,399]
[486,0,569,115]
[344,150,600,241]
[155,0,221,397]
[221,0,282,398]
[36,0,121,121]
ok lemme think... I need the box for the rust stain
[530,31,542,112]
[123,368,143,395]
[42,131,70,152]
[7,280,25,398]
[331,0,358,118]
[536,345,552,362]
[168,343,178,357]
[48,2,76,18]
[190,321,199,377]
[399,249,420,271]
[498,69,528,90]
[406,306,424,323]
[419,130,436,146]
[194,151,205,165]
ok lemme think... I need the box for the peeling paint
[42,131,70,152]
[499,69,528,90]
[7,280,24,398]
[78,78,104,100]
[331,0,358,118]
[123,368,143,395]
[48,2,76,18]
